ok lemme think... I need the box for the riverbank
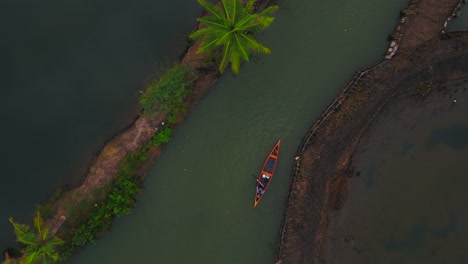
[1,0,464,262]
[2,1,277,262]
[275,0,467,263]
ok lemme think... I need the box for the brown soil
[275,0,467,263]
[43,5,222,241]
[39,0,268,255]
[398,0,461,50]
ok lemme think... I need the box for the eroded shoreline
[275,0,467,263]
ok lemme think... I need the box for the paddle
[252,174,266,188]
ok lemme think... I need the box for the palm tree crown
[9,212,63,264]
[190,0,278,74]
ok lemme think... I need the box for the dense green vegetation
[140,64,194,120]
[58,127,173,259]
[7,56,181,263]
[8,212,63,264]
[190,0,278,74]
[149,127,173,146]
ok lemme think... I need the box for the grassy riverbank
[41,60,218,261]
[3,1,277,262]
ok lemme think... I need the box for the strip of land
[275,0,466,263]
[3,0,465,262]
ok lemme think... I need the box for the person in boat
[261,174,270,186]
[256,185,265,195]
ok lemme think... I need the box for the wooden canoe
[254,140,280,207]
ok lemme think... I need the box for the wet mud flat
[321,68,468,264]
[275,30,468,264]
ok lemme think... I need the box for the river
[0,0,202,251]
[66,0,410,263]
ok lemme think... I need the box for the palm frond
[231,0,238,23]
[239,33,271,54]
[230,51,241,74]
[198,35,222,53]
[51,252,59,262]
[244,0,256,14]
[197,0,224,20]
[34,212,44,239]
[258,5,279,17]
[18,232,37,246]
[48,236,64,246]
[24,251,38,264]
[219,42,232,73]
[246,16,275,33]
[221,0,234,21]
[233,33,249,61]
[9,217,31,238]
[215,31,234,46]
[189,27,218,39]
[197,16,229,30]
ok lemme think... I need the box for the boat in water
[254,140,280,207]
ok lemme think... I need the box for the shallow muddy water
[323,84,468,264]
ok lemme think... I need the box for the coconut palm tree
[9,212,63,264]
[190,0,278,74]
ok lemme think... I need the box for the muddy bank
[385,0,464,58]
[275,0,467,262]
[321,75,468,263]
[276,31,468,264]
[44,7,224,235]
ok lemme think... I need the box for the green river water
[67,0,410,263]
[5,0,466,263]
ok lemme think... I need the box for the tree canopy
[190,0,278,74]
[9,212,63,264]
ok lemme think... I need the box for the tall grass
[140,64,194,121]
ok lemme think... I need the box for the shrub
[140,64,193,118]
[151,127,172,146]
[60,154,142,258]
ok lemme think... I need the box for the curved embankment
[275,0,466,263]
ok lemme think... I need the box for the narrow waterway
[67,0,409,263]
[0,0,202,251]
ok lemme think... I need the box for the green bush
[151,127,172,146]
[60,154,142,257]
[140,64,193,117]
[58,117,175,259]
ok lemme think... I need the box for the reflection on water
[323,90,468,263]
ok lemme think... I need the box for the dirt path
[275,0,466,263]
[37,0,267,257]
